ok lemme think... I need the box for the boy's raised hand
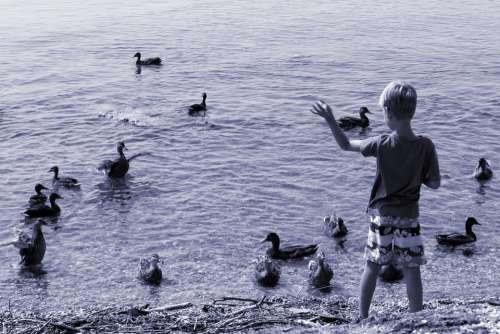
[311,100,336,123]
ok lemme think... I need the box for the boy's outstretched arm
[311,101,363,152]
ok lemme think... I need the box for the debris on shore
[1,296,498,333]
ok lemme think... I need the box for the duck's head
[202,92,207,100]
[337,217,345,227]
[48,166,59,175]
[317,250,326,264]
[150,254,161,267]
[359,107,371,115]
[49,193,63,202]
[478,158,489,169]
[465,217,480,228]
[35,184,48,193]
[262,232,280,248]
[133,52,141,58]
[117,141,127,154]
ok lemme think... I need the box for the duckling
[188,93,207,116]
[25,193,62,217]
[49,166,80,188]
[14,220,46,266]
[28,184,48,207]
[133,52,162,66]
[262,232,318,260]
[255,256,280,287]
[474,158,492,180]
[436,217,481,246]
[138,254,162,284]
[323,213,348,238]
[338,107,371,130]
[98,141,143,178]
[379,264,403,282]
[308,251,333,290]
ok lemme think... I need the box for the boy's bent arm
[311,101,361,152]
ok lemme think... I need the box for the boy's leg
[359,260,380,318]
[402,266,423,312]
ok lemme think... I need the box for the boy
[311,81,440,318]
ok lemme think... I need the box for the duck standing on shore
[308,251,333,290]
[436,217,481,246]
[262,232,318,260]
[338,107,371,130]
[255,256,280,287]
[188,93,207,116]
[49,166,80,188]
[28,184,49,207]
[14,220,46,266]
[134,52,162,66]
[138,254,162,284]
[474,158,492,180]
[25,193,62,218]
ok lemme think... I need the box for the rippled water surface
[1,0,500,311]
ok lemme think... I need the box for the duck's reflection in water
[96,176,133,209]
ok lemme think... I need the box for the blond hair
[379,81,417,120]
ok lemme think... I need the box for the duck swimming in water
[255,256,280,287]
[323,213,348,238]
[474,158,492,180]
[338,107,371,130]
[436,217,481,246]
[49,166,79,188]
[134,52,162,66]
[25,193,62,218]
[29,184,48,207]
[188,93,207,116]
[308,250,333,290]
[138,254,162,284]
[379,264,403,282]
[262,232,318,260]
[14,220,46,266]
[98,141,144,178]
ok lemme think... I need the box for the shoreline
[1,296,499,333]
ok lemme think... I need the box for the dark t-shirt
[360,133,440,218]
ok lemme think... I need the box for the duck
[308,250,333,290]
[255,256,280,287]
[14,220,46,266]
[474,158,492,180]
[28,184,48,207]
[262,232,318,260]
[25,193,62,217]
[323,213,348,238]
[188,92,207,116]
[49,166,80,188]
[436,217,481,246]
[98,141,143,178]
[379,264,403,282]
[138,254,162,284]
[338,107,371,130]
[133,52,162,66]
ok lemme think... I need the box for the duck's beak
[476,222,481,225]
[41,185,48,190]
[261,238,268,243]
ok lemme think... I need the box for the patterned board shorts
[364,215,426,268]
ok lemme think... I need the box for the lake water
[1,0,500,312]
